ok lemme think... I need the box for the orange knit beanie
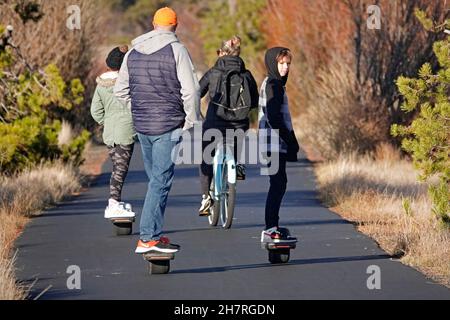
[153,7,177,26]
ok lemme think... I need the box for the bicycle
[207,140,237,229]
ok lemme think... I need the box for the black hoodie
[200,55,259,131]
[265,47,289,86]
[263,47,299,161]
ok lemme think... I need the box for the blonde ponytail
[218,35,241,57]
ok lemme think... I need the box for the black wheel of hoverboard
[268,249,290,264]
[148,260,170,275]
[113,222,132,236]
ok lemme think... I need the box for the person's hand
[291,140,300,154]
[286,131,300,162]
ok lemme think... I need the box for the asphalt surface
[15,133,450,300]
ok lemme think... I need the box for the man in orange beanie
[115,7,201,255]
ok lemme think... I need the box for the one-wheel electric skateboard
[110,217,134,236]
[143,251,176,275]
[261,227,297,264]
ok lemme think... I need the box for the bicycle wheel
[208,179,219,227]
[219,164,236,229]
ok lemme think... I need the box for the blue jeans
[138,129,182,242]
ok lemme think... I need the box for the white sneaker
[105,199,135,219]
[198,194,213,216]
[261,227,281,243]
[124,203,132,212]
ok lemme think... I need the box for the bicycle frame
[212,142,236,201]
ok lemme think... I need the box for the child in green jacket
[91,46,137,219]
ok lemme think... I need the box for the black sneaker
[160,236,181,249]
[236,164,246,180]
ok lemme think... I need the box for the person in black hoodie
[258,47,300,242]
[198,36,259,215]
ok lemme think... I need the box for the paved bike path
[15,134,450,300]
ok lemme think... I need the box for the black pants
[107,144,134,202]
[265,154,288,230]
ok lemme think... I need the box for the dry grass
[315,149,450,287]
[0,0,107,81]
[297,64,388,160]
[0,215,28,300]
[0,162,81,300]
[0,163,81,218]
[263,0,354,119]
[57,120,75,148]
[0,142,108,300]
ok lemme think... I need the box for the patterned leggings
[107,144,134,202]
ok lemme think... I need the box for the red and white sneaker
[135,238,180,254]
[261,227,283,243]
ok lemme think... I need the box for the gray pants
[107,144,134,202]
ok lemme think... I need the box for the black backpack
[212,69,253,121]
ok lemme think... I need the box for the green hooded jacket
[90,71,136,147]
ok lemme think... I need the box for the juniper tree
[199,0,267,66]
[391,10,450,226]
[0,24,89,174]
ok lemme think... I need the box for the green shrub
[0,25,90,174]
[199,0,267,66]
[391,11,450,226]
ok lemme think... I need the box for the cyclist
[198,36,259,216]
[258,47,300,242]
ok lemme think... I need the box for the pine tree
[391,10,450,226]
[123,0,170,33]
[0,24,90,174]
[199,0,267,66]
